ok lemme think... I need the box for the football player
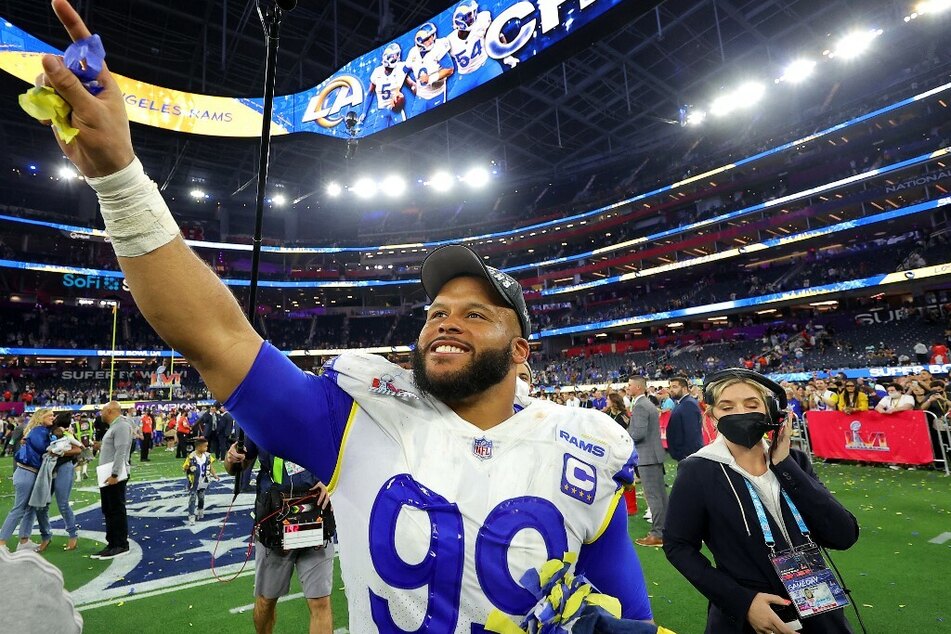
[34,2,655,631]
[446,0,504,100]
[360,42,416,130]
[406,22,454,116]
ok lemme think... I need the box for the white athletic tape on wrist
[86,157,181,258]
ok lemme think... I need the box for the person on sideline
[182,438,219,525]
[627,376,668,548]
[666,377,704,462]
[664,369,859,633]
[0,409,55,552]
[92,402,134,560]
[19,413,83,551]
[225,439,334,634]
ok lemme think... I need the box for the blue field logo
[52,477,257,607]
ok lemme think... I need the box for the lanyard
[743,479,811,550]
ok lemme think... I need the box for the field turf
[1,450,947,632]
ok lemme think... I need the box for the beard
[411,339,514,404]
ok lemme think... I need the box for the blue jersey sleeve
[576,497,653,621]
[224,342,354,484]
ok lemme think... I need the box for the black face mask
[716,412,773,449]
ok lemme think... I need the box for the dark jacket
[666,395,703,461]
[219,412,235,440]
[663,447,859,634]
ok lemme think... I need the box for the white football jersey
[447,11,491,75]
[406,39,452,100]
[326,352,635,633]
[370,66,409,109]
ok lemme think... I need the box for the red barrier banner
[659,410,670,448]
[805,410,934,465]
[0,402,24,415]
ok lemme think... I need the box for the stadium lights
[57,166,79,180]
[381,175,407,197]
[326,182,342,198]
[777,59,817,84]
[463,167,491,188]
[272,194,287,207]
[428,171,455,193]
[189,188,207,200]
[685,109,706,126]
[828,29,883,60]
[710,82,765,117]
[916,0,951,14]
[353,177,378,199]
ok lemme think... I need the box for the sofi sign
[62,274,129,292]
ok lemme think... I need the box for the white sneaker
[643,510,653,524]
[188,516,196,525]
[197,511,204,520]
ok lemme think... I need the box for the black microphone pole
[234,0,296,499]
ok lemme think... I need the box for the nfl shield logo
[472,437,493,461]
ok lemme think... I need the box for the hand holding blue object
[19,33,107,142]
[64,33,106,95]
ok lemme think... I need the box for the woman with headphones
[663,369,859,634]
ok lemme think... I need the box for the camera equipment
[256,489,336,551]
[344,110,359,159]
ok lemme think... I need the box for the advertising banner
[805,410,934,465]
[0,0,627,138]
[0,402,25,415]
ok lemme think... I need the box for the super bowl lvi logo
[844,420,889,451]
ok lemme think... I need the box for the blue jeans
[0,467,51,543]
[53,461,78,538]
[187,488,206,517]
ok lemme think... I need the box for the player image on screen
[446,1,503,100]
[406,22,454,117]
[360,42,416,131]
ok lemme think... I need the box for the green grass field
[1,450,948,632]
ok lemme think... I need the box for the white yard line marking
[77,569,255,611]
[929,531,951,545]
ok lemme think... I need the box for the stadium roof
[0,0,929,220]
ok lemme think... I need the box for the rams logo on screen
[558,430,606,457]
[302,76,365,128]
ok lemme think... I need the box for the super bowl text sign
[0,0,627,138]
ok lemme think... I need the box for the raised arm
[40,0,261,400]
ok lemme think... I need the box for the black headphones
[702,368,788,426]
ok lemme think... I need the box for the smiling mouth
[432,344,468,354]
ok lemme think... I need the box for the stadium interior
[0,0,950,632]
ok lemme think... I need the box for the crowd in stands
[533,229,945,332]
[1,62,949,289]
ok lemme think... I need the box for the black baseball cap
[420,244,532,339]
